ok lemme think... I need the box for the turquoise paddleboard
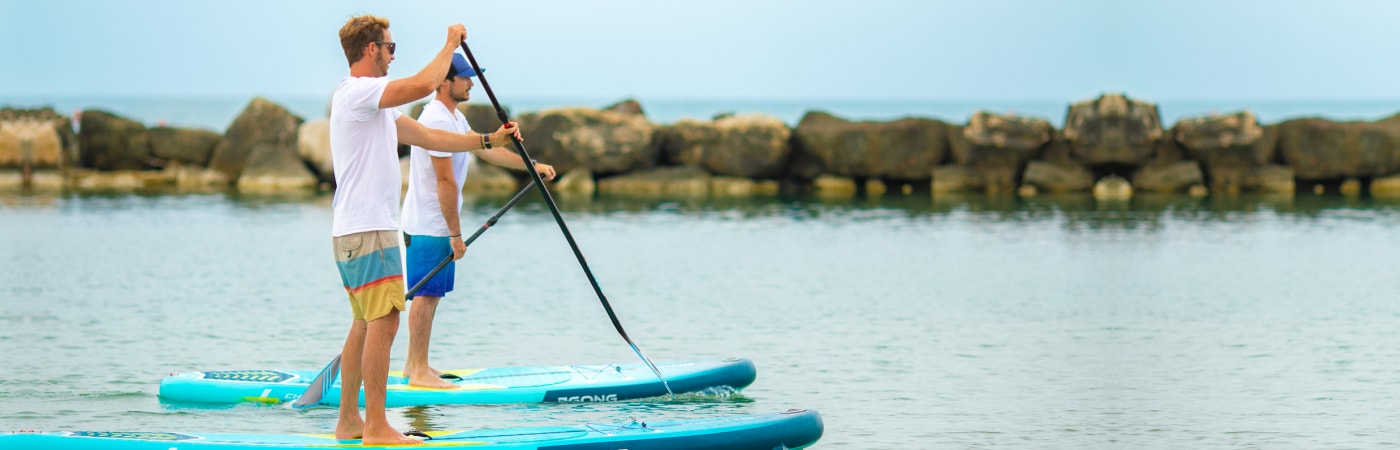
[1,409,822,450]
[160,358,755,407]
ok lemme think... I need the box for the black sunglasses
[373,41,396,55]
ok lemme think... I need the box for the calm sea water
[4,95,1400,132]
[4,191,1400,448]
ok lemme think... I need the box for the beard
[375,53,391,76]
[451,91,469,102]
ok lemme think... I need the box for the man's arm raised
[379,24,467,109]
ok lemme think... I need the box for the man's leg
[360,308,419,446]
[404,295,455,388]
[334,319,367,440]
[333,230,416,444]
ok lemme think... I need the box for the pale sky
[4,0,1400,102]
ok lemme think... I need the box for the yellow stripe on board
[387,369,484,378]
[301,431,488,447]
[304,430,461,439]
[386,383,506,391]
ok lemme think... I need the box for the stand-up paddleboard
[160,358,755,407]
[0,408,822,450]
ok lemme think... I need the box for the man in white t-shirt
[330,15,522,445]
[400,54,556,389]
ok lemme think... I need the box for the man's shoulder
[335,76,384,93]
[332,77,396,121]
[418,101,464,128]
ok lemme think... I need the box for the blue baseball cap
[447,53,482,78]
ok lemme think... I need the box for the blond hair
[339,15,390,67]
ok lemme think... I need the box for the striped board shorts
[332,230,406,322]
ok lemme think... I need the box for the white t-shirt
[401,100,473,237]
[329,76,404,237]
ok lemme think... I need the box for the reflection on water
[9,187,1400,224]
[8,190,1400,448]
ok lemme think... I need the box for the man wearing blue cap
[400,53,557,389]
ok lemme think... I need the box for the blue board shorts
[404,234,455,298]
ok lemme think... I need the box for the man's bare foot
[403,364,462,389]
[361,424,422,446]
[333,415,364,440]
[406,369,460,389]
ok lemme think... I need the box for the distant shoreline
[5,95,1400,133]
[10,93,1400,200]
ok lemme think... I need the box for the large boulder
[1132,161,1204,193]
[603,98,645,117]
[661,114,791,178]
[931,164,977,194]
[149,126,220,167]
[946,124,974,165]
[1062,93,1164,166]
[461,156,520,193]
[514,107,657,175]
[783,135,827,181]
[1255,124,1280,163]
[1248,165,1295,194]
[0,108,77,167]
[1370,173,1400,197]
[1092,174,1133,200]
[1277,115,1400,180]
[551,167,595,195]
[0,122,21,168]
[78,109,152,170]
[1150,133,1188,165]
[297,119,332,183]
[960,111,1053,191]
[1174,111,1267,191]
[1175,111,1265,154]
[1038,132,1078,166]
[596,165,710,196]
[812,174,857,197]
[0,118,63,170]
[462,103,507,134]
[791,111,948,180]
[209,97,314,190]
[1020,160,1093,193]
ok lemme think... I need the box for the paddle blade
[292,354,340,408]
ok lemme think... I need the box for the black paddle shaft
[458,40,673,397]
[406,180,536,300]
[458,42,634,342]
